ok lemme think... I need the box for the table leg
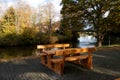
[47,55,53,69]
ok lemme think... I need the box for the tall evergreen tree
[1,6,16,34]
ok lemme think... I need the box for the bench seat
[65,55,88,61]
[51,55,88,63]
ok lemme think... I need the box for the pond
[0,36,96,59]
[78,35,96,48]
[0,46,36,59]
[0,42,95,60]
[77,42,95,48]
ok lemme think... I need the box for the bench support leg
[52,62,64,75]
[47,55,53,69]
[40,56,47,65]
[81,56,93,69]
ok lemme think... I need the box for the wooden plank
[65,55,88,61]
[51,58,63,63]
[37,43,70,49]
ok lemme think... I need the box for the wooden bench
[36,43,70,65]
[49,47,96,74]
[115,78,120,80]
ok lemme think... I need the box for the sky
[0,0,62,20]
[0,0,62,8]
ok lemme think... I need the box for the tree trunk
[96,35,104,47]
[98,40,102,47]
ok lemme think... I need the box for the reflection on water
[71,42,95,48]
[0,46,36,59]
[77,36,96,48]
[77,42,95,48]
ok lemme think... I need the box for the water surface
[0,40,95,59]
[0,46,36,59]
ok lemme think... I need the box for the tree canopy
[60,0,120,46]
[0,6,16,34]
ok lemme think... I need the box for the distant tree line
[0,1,64,46]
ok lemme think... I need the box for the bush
[0,33,19,46]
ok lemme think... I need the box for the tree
[37,2,59,43]
[0,1,40,46]
[15,0,32,34]
[0,6,18,46]
[84,0,120,47]
[60,0,84,42]
[1,6,16,34]
[38,2,57,34]
[61,0,120,46]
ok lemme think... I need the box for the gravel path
[0,47,120,80]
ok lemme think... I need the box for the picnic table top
[42,47,96,55]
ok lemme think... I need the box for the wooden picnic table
[41,47,96,74]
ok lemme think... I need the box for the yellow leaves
[2,26,16,34]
